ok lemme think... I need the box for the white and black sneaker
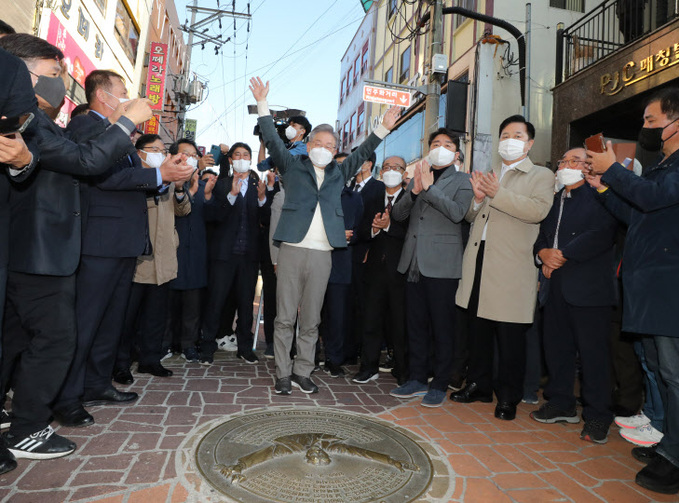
[4,425,76,460]
[0,409,12,430]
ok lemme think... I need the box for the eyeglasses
[557,159,587,168]
[144,147,168,154]
[383,164,405,172]
[180,152,199,159]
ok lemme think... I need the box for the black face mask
[33,74,67,109]
[638,118,679,151]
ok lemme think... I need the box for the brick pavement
[0,351,675,503]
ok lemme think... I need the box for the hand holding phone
[0,113,34,137]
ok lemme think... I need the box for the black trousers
[166,288,203,350]
[360,264,407,378]
[450,305,469,383]
[117,282,169,368]
[2,272,77,436]
[320,283,350,365]
[406,276,458,391]
[346,259,366,361]
[201,256,258,358]
[56,255,136,410]
[543,273,614,423]
[260,254,277,345]
[467,243,530,405]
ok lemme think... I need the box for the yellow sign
[600,42,679,96]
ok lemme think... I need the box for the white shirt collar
[385,187,402,203]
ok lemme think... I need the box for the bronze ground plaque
[195,408,433,503]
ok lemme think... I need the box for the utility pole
[177,1,251,138]
[423,0,443,155]
[524,2,531,121]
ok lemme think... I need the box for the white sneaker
[619,424,663,446]
[615,413,651,429]
[216,334,238,351]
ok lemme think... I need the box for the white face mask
[142,151,165,169]
[498,138,527,162]
[103,90,130,110]
[232,159,251,173]
[556,167,584,187]
[428,146,456,167]
[308,147,333,168]
[285,125,299,141]
[382,170,403,188]
[186,157,198,169]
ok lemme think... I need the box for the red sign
[145,115,160,135]
[363,85,411,107]
[146,43,168,111]
[46,12,96,87]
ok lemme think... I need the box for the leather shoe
[82,386,138,406]
[450,382,493,403]
[54,405,95,427]
[113,367,134,385]
[494,402,517,421]
[137,363,173,377]
[0,445,16,475]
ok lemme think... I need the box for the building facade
[356,0,594,172]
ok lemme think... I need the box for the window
[349,112,357,143]
[353,57,360,84]
[455,0,476,28]
[343,122,349,149]
[340,78,346,103]
[357,104,365,136]
[399,46,411,83]
[347,68,352,93]
[93,0,106,14]
[115,0,139,64]
[388,0,397,19]
[549,0,584,12]
[361,42,369,74]
[385,66,393,83]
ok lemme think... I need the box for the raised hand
[159,154,194,183]
[203,174,217,200]
[0,133,31,167]
[249,77,269,101]
[257,180,266,201]
[381,106,402,131]
[120,98,153,125]
[199,154,215,170]
[411,163,424,195]
[478,172,500,198]
[586,140,617,175]
[420,160,434,191]
[470,171,486,203]
[230,176,242,196]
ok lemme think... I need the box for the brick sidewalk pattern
[0,352,675,503]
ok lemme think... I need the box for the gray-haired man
[249,77,399,394]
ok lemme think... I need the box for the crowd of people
[0,21,678,496]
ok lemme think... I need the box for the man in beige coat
[114,134,191,382]
[453,115,554,421]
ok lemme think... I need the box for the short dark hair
[428,128,460,150]
[0,20,16,35]
[289,115,312,139]
[648,87,679,121]
[71,103,89,119]
[201,168,217,178]
[227,142,252,159]
[135,134,162,150]
[169,138,202,157]
[0,33,63,61]
[499,114,535,139]
[85,69,125,106]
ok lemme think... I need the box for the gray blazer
[391,167,473,279]
[258,115,382,249]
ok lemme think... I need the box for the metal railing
[556,0,679,84]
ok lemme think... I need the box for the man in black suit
[347,152,383,363]
[200,143,270,365]
[53,70,193,428]
[320,153,364,377]
[0,35,156,461]
[530,147,618,444]
[353,156,409,386]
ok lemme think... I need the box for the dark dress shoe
[633,445,659,464]
[54,405,95,427]
[113,368,134,385]
[636,453,679,494]
[0,445,16,475]
[495,402,517,421]
[137,363,173,377]
[450,382,493,403]
[82,387,138,406]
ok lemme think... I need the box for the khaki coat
[134,184,191,285]
[455,157,554,323]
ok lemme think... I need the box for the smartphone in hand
[584,133,606,153]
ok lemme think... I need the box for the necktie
[386,195,394,213]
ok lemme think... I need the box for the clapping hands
[470,171,500,203]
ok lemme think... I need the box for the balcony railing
[556,0,679,84]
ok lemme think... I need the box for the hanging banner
[146,42,168,111]
[145,115,160,135]
[184,119,197,141]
